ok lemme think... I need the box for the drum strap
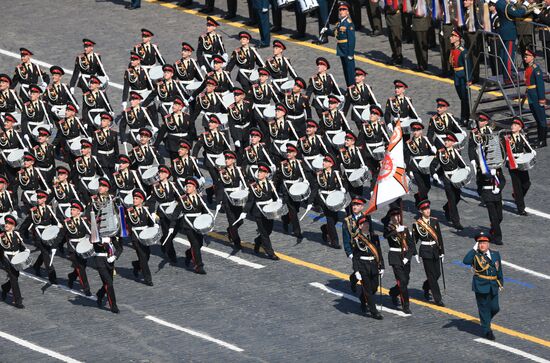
[416,219,439,245]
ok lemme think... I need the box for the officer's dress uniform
[0,229,26,306]
[267,117,298,163]
[134,42,166,68]
[190,90,225,128]
[524,60,547,146]
[327,16,356,86]
[174,57,204,86]
[18,165,45,209]
[495,0,526,77]
[127,205,155,285]
[33,140,56,185]
[131,144,162,185]
[241,142,274,181]
[384,222,416,311]
[507,131,531,213]
[412,215,444,304]
[43,82,75,119]
[63,215,92,294]
[266,54,297,93]
[463,247,503,337]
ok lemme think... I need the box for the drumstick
[299,204,313,222]
[161,227,174,246]
[49,248,56,267]
[232,214,245,226]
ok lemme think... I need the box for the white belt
[95,253,108,257]
[37,165,53,172]
[169,132,188,137]
[183,212,201,218]
[359,256,375,261]
[482,186,494,190]
[366,142,384,148]
[389,247,402,252]
[319,190,332,196]
[35,225,47,231]
[97,149,115,155]
[1,148,19,153]
[325,130,340,136]
[132,226,147,232]
[233,122,250,129]
[159,202,173,208]
[272,77,288,83]
[256,200,271,207]
[28,121,43,126]
[421,241,436,246]
[224,187,240,193]
[4,251,17,256]
[286,113,305,120]
[82,176,95,182]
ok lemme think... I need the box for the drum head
[349,168,366,181]
[263,201,282,213]
[123,193,134,207]
[7,149,25,163]
[418,156,435,168]
[230,189,248,199]
[149,66,164,80]
[41,226,60,240]
[215,155,226,168]
[193,214,213,229]
[289,182,309,194]
[249,69,259,82]
[64,208,72,218]
[451,168,469,182]
[76,241,93,254]
[142,167,159,179]
[140,226,160,239]
[332,131,346,145]
[222,93,234,109]
[361,108,371,121]
[312,155,324,171]
[88,177,99,190]
[93,113,102,128]
[263,105,276,119]
[185,81,203,92]
[11,250,30,265]
[281,80,294,91]
[326,190,345,206]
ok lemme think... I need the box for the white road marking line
[20,272,97,301]
[144,315,244,352]
[0,330,83,363]
[461,188,550,219]
[173,237,265,269]
[0,48,124,90]
[474,338,550,363]
[500,261,550,281]
[309,282,410,317]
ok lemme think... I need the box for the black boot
[96,289,104,307]
[67,272,75,289]
[349,273,357,293]
[254,237,261,254]
[131,261,139,278]
[184,249,192,267]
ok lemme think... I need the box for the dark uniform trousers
[439,23,455,75]
[443,180,462,225]
[412,171,431,200]
[385,12,403,60]
[131,238,152,284]
[281,199,302,236]
[366,0,383,33]
[225,201,244,246]
[184,227,205,269]
[159,216,179,262]
[464,31,481,82]
[255,216,275,255]
[96,256,117,308]
[509,169,530,213]
[1,258,22,304]
[68,249,90,293]
[412,15,431,70]
[32,238,57,282]
[355,257,379,314]
[389,263,411,307]
[422,256,442,303]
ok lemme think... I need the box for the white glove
[238,212,247,220]
[490,168,496,176]
[215,204,222,212]
[347,56,354,61]
[396,225,405,232]
[348,254,353,259]
[234,140,241,148]
[320,27,328,35]
[534,7,541,14]
[188,96,194,103]
[57,223,63,228]
[379,269,384,277]
[432,174,442,185]
[523,0,529,6]
[473,242,479,251]
[493,187,500,194]
[107,256,116,263]
[261,7,268,12]
[70,87,75,94]
[440,254,445,262]
[408,171,414,180]
[470,159,477,169]
[121,101,127,110]
[402,257,409,265]
[415,255,420,263]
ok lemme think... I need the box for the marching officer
[134,28,166,68]
[523,48,547,148]
[506,117,531,215]
[92,113,119,177]
[449,30,472,123]
[155,97,197,160]
[11,48,50,102]
[405,121,436,200]
[383,206,415,314]
[321,2,356,86]
[64,200,92,296]
[412,198,445,306]
[128,189,155,285]
[94,236,122,314]
[463,232,503,341]
[69,39,107,92]
[0,74,23,113]
[196,17,227,71]
[342,212,384,319]
[0,215,27,309]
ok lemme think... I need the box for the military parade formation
[4,0,546,343]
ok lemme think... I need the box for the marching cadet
[384,80,418,135]
[342,212,384,319]
[463,232,503,341]
[128,189,155,285]
[383,206,415,314]
[33,127,56,187]
[131,128,162,180]
[180,178,210,273]
[203,55,233,94]
[113,154,144,205]
[282,77,311,138]
[134,28,166,68]
[506,117,531,215]
[190,77,225,129]
[274,144,307,241]
[298,119,330,173]
[192,114,231,203]
[319,95,351,153]
[72,140,100,204]
[468,112,493,173]
[0,74,23,113]
[308,154,345,249]
[150,165,180,263]
[43,66,78,114]
[412,198,445,306]
[53,102,86,162]
[92,113,119,177]
[172,140,204,190]
[19,190,59,284]
[94,236,122,314]
[143,64,187,118]
[18,152,48,209]
[267,104,299,163]
[427,98,464,148]
[0,114,25,189]
[342,197,369,292]
[338,131,368,198]
[321,2,356,86]
[405,121,436,200]
[122,52,152,109]
[242,162,280,260]
[241,128,276,181]
[81,76,114,132]
[358,105,389,188]
[196,17,227,71]
[52,166,80,225]
[523,48,547,148]
[120,91,154,145]
[11,48,50,102]
[266,40,298,93]
[225,31,264,91]
[478,164,506,245]
[411,0,431,72]
[174,42,204,86]
[0,215,28,309]
[306,57,343,118]
[21,84,52,139]
[155,97,196,160]
[214,150,248,250]
[227,87,253,153]
[69,39,108,92]
[248,67,278,132]
[449,30,472,124]
[64,200,92,296]
[0,177,17,220]
[343,68,378,128]
[430,133,465,230]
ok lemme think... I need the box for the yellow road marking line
[207,231,550,348]
[146,0,507,97]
